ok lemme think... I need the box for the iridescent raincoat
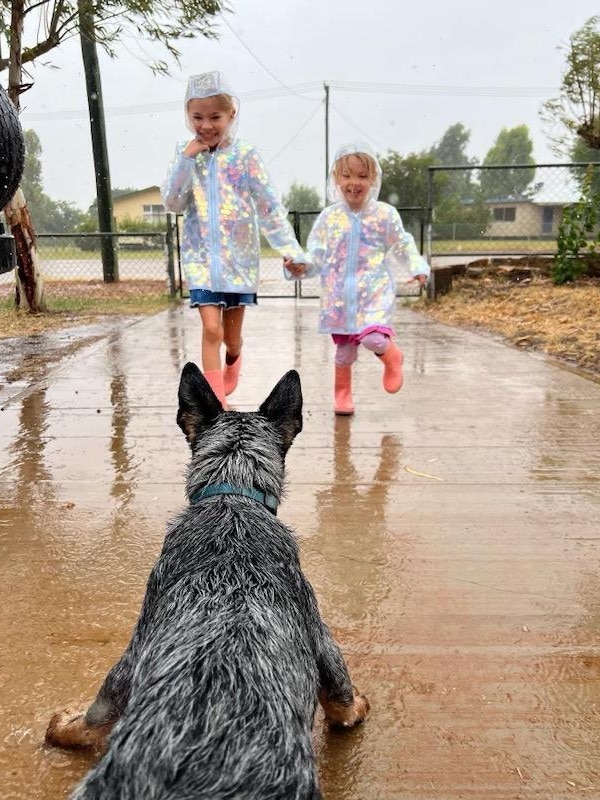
[162,71,304,293]
[292,142,430,334]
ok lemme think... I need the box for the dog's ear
[177,362,224,446]
[258,370,303,450]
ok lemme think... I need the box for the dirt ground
[415,272,600,380]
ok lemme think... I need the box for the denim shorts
[189,289,258,309]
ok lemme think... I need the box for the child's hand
[284,258,306,277]
[407,273,428,287]
[183,138,210,158]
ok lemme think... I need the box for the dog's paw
[320,687,370,730]
[45,707,110,750]
[349,688,370,724]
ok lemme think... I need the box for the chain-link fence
[426,162,599,261]
[0,231,174,296]
[1,205,427,300]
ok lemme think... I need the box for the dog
[46,363,369,799]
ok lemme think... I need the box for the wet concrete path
[1,300,600,799]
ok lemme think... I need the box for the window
[493,207,516,222]
[541,206,555,235]
[142,204,166,223]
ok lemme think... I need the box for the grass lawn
[431,239,558,255]
[0,280,176,339]
[35,242,166,261]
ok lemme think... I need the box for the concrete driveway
[1,299,599,798]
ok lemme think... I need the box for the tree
[375,150,435,244]
[19,129,46,222]
[0,1,226,80]
[479,125,535,199]
[47,200,86,233]
[429,122,475,168]
[378,150,436,208]
[568,138,600,194]
[283,183,321,212]
[429,122,477,202]
[542,16,600,154]
[552,66,600,283]
[19,129,85,232]
[282,182,321,247]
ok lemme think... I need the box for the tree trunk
[4,188,47,312]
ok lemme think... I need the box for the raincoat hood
[326,142,382,206]
[184,70,240,140]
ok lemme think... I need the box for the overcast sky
[12,0,600,210]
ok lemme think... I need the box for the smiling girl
[284,143,430,415]
[162,71,305,407]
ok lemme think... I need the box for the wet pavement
[1,299,600,799]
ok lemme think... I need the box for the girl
[162,71,305,407]
[285,142,430,415]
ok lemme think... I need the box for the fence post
[292,210,300,299]
[165,214,177,298]
[425,168,434,298]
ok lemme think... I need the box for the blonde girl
[162,71,305,407]
[285,142,429,415]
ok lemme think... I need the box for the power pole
[324,82,330,200]
[79,0,118,282]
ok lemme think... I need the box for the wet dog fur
[46,363,369,799]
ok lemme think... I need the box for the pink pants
[332,325,394,366]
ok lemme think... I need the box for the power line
[20,77,559,123]
[328,80,558,98]
[329,102,387,154]
[20,83,324,122]
[220,15,316,103]
[267,103,323,165]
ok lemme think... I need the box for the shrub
[553,166,600,283]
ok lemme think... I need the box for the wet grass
[415,274,600,378]
[431,239,558,254]
[0,280,176,339]
[34,243,165,261]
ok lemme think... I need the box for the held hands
[283,257,307,278]
[183,138,210,158]
[407,273,428,288]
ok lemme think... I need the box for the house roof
[528,179,580,205]
[113,186,161,201]
[486,176,581,207]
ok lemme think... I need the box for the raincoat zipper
[207,152,221,289]
[345,213,361,329]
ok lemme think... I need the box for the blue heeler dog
[46,363,369,799]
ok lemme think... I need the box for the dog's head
[177,362,303,454]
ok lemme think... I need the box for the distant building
[112,186,165,225]
[485,180,581,239]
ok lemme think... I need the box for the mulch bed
[416,265,600,378]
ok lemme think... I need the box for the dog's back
[72,368,322,798]
[75,511,322,798]
[48,366,367,799]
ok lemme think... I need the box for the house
[485,179,581,239]
[112,186,166,226]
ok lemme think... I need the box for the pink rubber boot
[223,351,242,396]
[334,365,355,415]
[203,369,228,410]
[378,342,404,393]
